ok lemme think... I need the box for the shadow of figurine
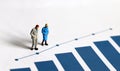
[0,31,31,50]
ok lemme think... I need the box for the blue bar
[111,35,120,47]
[10,68,31,71]
[94,41,120,70]
[75,46,109,71]
[55,52,84,71]
[35,60,58,71]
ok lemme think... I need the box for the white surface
[0,0,120,71]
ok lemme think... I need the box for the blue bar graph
[35,60,58,71]
[55,52,84,71]
[11,34,120,71]
[75,46,109,71]
[10,68,31,71]
[94,41,120,70]
[111,35,120,47]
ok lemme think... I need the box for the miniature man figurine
[41,24,49,46]
[30,25,39,50]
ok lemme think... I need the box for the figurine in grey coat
[30,25,39,50]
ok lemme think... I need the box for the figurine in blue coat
[41,24,49,46]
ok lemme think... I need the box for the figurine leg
[31,38,34,50]
[35,39,38,50]
[41,40,44,46]
[45,40,48,46]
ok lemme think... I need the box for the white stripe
[52,55,65,71]
[30,63,38,71]
[72,49,91,71]
[91,43,116,71]
[108,38,120,54]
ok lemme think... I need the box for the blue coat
[42,27,49,40]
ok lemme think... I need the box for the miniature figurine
[30,25,39,50]
[41,24,49,46]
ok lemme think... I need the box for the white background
[0,0,120,71]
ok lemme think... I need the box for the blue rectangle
[10,68,31,71]
[35,60,58,71]
[94,41,120,70]
[111,35,120,47]
[75,46,109,71]
[55,52,84,71]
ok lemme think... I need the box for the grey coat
[30,28,38,39]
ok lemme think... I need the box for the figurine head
[35,24,39,29]
[45,24,48,27]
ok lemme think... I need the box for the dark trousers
[41,40,48,45]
